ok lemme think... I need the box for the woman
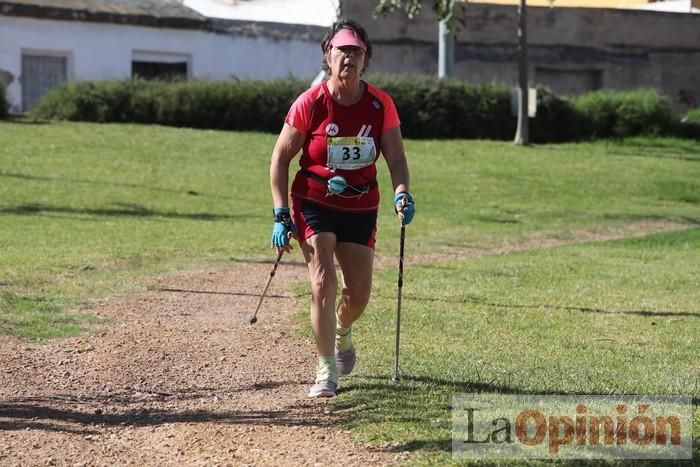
[269,19,415,398]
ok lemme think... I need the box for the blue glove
[393,192,415,225]
[271,208,294,248]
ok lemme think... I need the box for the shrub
[368,74,514,139]
[529,87,582,143]
[574,89,677,139]
[685,108,700,124]
[30,76,690,142]
[32,78,307,131]
[675,119,700,141]
[0,85,8,119]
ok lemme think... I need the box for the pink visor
[329,28,367,51]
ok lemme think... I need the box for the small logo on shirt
[372,100,381,109]
[325,123,339,136]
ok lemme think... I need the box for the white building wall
[184,0,339,26]
[0,15,321,113]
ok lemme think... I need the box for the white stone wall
[0,15,322,113]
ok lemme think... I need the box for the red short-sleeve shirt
[286,81,400,212]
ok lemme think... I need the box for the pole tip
[249,316,257,325]
[391,376,400,383]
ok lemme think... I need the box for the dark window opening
[132,61,187,81]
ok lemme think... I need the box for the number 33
[342,146,361,160]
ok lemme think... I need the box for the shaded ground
[0,220,690,466]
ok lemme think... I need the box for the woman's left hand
[394,192,415,225]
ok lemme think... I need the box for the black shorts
[291,199,378,249]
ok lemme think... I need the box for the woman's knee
[342,285,371,311]
[310,268,337,298]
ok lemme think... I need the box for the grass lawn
[1,121,276,336]
[341,227,700,465]
[1,120,699,464]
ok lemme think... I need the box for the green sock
[316,356,337,384]
[335,324,353,352]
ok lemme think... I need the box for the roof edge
[209,18,327,41]
[0,1,210,30]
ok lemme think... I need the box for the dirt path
[0,260,394,466]
[0,220,691,466]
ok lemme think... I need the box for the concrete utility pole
[374,1,456,77]
[438,17,454,78]
[514,0,529,145]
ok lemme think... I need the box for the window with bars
[21,54,68,112]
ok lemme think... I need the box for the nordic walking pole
[249,230,293,325]
[392,222,406,383]
[248,249,284,325]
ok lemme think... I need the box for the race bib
[326,136,377,170]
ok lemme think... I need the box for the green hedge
[686,108,700,124]
[31,76,695,141]
[679,108,700,139]
[31,78,308,132]
[573,89,680,139]
[367,75,515,140]
[0,85,8,120]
